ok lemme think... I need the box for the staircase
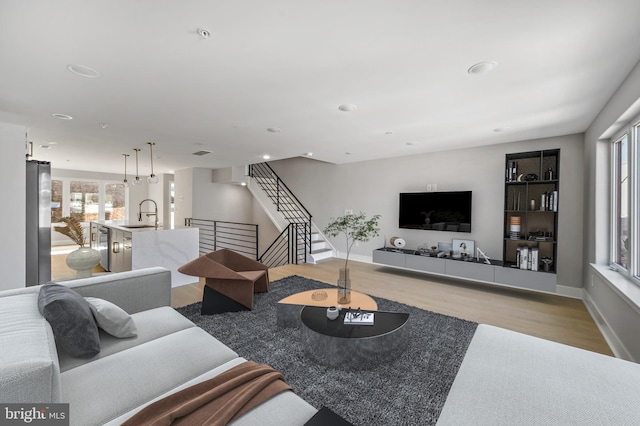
[248,162,333,264]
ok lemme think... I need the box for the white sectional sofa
[437,324,640,426]
[0,267,317,426]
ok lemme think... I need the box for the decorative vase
[337,268,351,304]
[66,247,101,278]
[326,306,339,320]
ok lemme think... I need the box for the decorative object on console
[476,247,491,264]
[452,239,475,259]
[53,215,101,278]
[323,212,381,304]
[390,236,406,249]
[437,242,452,257]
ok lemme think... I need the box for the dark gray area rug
[176,275,478,426]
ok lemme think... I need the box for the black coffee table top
[300,306,409,339]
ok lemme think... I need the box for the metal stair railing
[185,218,259,260]
[259,222,308,268]
[249,162,312,264]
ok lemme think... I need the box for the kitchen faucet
[138,199,159,230]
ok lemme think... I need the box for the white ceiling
[2,0,640,175]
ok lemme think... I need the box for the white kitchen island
[91,221,199,287]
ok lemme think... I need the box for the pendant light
[132,148,142,186]
[147,142,159,184]
[122,153,130,187]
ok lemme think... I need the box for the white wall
[270,133,585,289]
[192,168,253,223]
[0,122,27,290]
[583,59,640,361]
[193,168,279,254]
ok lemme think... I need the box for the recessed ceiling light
[493,127,512,132]
[99,123,108,129]
[197,28,211,39]
[338,104,357,112]
[52,113,73,120]
[406,142,417,146]
[345,152,352,155]
[67,64,99,78]
[262,154,271,160]
[385,131,393,135]
[304,152,313,157]
[266,127,281,133]
[192,150,212,156]
[467,61,498,75]
[39,144,52,149]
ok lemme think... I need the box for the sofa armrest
[61,268,171,314]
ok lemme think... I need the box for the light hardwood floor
[51,252,613,357]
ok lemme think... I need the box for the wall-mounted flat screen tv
[399,191,472,232]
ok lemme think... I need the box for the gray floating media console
[373,248,557,293]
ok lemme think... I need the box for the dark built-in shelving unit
[503,149,559,274]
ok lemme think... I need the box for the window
[51,178,127,223]
[611,117,639,283]
[70,181,100,222]
[105,183,126,220]
[51,179,63,219]
[634,123,640,280]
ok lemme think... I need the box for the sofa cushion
[85,297,137,338]
[0,292,61,403]
[61,326,239,425]
[38,284,100,359]
[58,306,197,372]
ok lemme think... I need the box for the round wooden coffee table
[276,288,377,328]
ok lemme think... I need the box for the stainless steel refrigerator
[26,160,51,286]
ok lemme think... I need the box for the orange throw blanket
[122,361,292,426]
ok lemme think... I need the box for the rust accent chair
[178,249,269,314]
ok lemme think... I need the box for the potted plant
[323,212,381,303]
[53,216,101,278]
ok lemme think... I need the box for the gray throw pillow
[85,297,138,338]
[37,283,100,358]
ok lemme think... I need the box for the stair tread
[311,248,332,254]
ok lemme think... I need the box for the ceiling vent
[192,150,212,156]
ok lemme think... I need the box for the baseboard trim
[556,285,584,299]
[582,290,635,361]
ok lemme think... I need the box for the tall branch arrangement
[323,212,381,271]
[52,216,86,247]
